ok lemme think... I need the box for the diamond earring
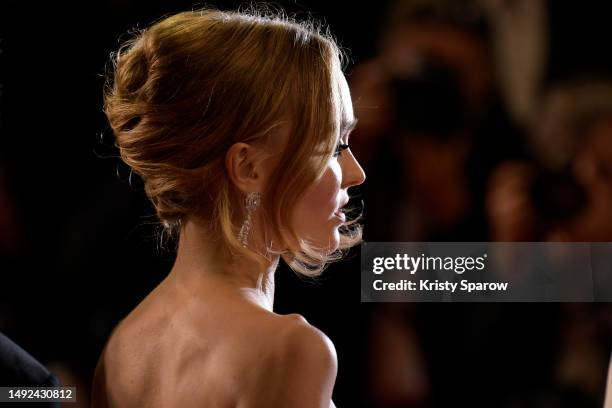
[238,192,261,247]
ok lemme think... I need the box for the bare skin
[92,220,338,408]
[605,357,612,408]
[92,70,363,408]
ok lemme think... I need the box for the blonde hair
[103,7,362,276]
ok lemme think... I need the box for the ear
[225,142,266,193]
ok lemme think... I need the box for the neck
[167,218,279,312]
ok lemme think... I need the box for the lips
[332,196,349,222]
[334,199,349,222]
[334,209,346,222]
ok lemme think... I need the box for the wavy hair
[103,7,362,276]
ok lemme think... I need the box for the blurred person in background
[352,1,611,407]
[350,0,526,242]
[485,78,612,405]
[486,79,612,243]
[350,1,526,407]
[0,332,61,408]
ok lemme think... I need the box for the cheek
[293,164,342,227]
[307,167,341,210]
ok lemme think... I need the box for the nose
[341,149,366,189]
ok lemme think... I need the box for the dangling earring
[238,192,261,247]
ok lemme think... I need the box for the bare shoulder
[91,345,110,408]
[91,319,144,405]
[245,312,337,369]
[238,313,338,408]
[91,323,131,408]
[275,313,337,368]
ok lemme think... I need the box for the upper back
[91,279,330,408]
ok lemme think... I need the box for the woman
[92,7,365,408]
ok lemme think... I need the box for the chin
[325,229,341,252]
[305,231,340,254]
[297,220,343,253]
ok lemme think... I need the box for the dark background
[1,1,611,407]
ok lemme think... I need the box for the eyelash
[333,143,350,157]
